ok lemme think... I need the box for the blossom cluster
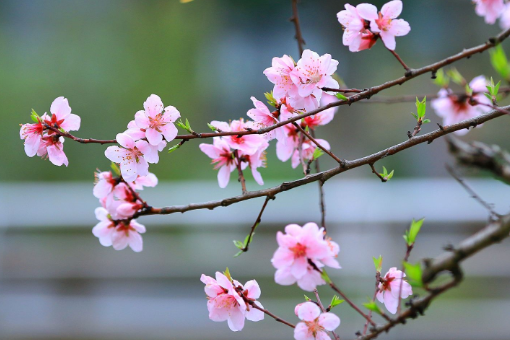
[92,170,157,252]
[431,75,491,135]
[473,0,510,28]
[20,96,81,166]
[200,272,264,331]
[105,94,179,182]
[271,223,340,291]
[337,0,410,52]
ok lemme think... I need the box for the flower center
[305,319,325,336]
[375,13,392,31]
[290,243,307,258]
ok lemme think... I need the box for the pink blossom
[20,117,45,157]
[92,207,146,252]
[294,302,340,340]
[130,173,158,191]
[337,4,378,52]
[44,96,81,132]
[200,272,264,332]
[247,97,286,141]
[93,171,118,199]
[37,135,69,167]
[276,123,300,162]
[291,139,331,169]
[105,132,161,182]
[303,94,337,129]
[500,3,510,29]
[220,119,267,155]
[272,223,340,291]
[290,50,339,108]
[473,0,505,24]
[431,76,491,135]
[199,137,238,188]
[376,267,412,314]
[239,140,269,185]
[357,1,410,50]
[263,55,299,101]
[111,183,143,219]
[134,94,180,145]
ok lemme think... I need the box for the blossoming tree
[18,0,510,339]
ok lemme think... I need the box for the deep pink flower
[303,93,337,129]
[43,96,81,132]
[290,50,339,107]
[200,272,264,332]
[376,267,412,314]
[134,94,180,145]
[105,132,163,182]
[263,55,299,101]
[20,116,45,157]
[200,137,239,188]
[357,1,410,50]
[473,0,505,24]
[219,119,267,155]
[291,139,331,169]
[272,223,340,291]
[294,302,340,340]
[431,76,491,135]
[37,135,69,167]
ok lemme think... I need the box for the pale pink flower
[239,140,269,185]
[200,272,264,332]
[134,94,180,145]
[500,3,510,29]
[337,4,378,52]
[37,135,69,167]
[290,50,339,107]
[291,139,331,169]
[20,117,45,157]
[294,302,340,340]
[272,223,340,291]
[246,97,285,141]
[303,94,337,129]
[93,171,117,199]
[112,183,143,219]
[431,76,491,135]
[357,1,410,50]
[221,119,267,155]
[130,173,158,191]
[473,0,505,24]
[199,137,238,188]
[92,207,146,252]
[276,123,301,162]
[44,96,81,132]
[105,132,159,182]
[376,267,412,314]
[263,55,299,101]
[125,120,146,140]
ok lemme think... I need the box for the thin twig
[242,196,272,252]
[250,302,295,329]
[445,164,500,218]
[408,119,423,139]
[369,163,387,182]
[313,289,340,340]
[362,271,381,336]
[328,281,376,327]
[388,48,411,71]
[290,0,305,55]
[293,122,343,164]
[310,129,327,233]
[322,87,363,93]
[234,150,247,195]
[44,124,117,144]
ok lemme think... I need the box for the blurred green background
[1,1,510,340]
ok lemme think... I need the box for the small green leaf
[330,295,344,309]
[447,68,465,86]
[167,143,181,153]
[406,218,424,246]
[264,91,277,107]
[234,250,243,257]
[304,295,311,302]
[484,93,493,100]
[490,45,510,81]
[411,112,418,120]
[422,119,431,124]
[363,299,382,314]
[335,93,348,101]
[386,170,394,180]
[373,255,383,272]
[433,69,450,88]
[403,261,423,287]
[224,267,232,281]
[110,162,121,176]
[233,240,244,249]
[312,148,324,160]
[243,232,252,246]
[207,123,217,132]
[320,269,332,284]
[416,97,426,118]
[30,109,41,123]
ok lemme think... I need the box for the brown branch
[44,124,117,144]
[293,122,343,164]
[322,87,363,93]
[250,302,295,329]
[241,196,272,252]
[407,119,423,139]
[310,129,327,233]
[134,105,509,219]
[234,150,247,195]
[445,164,500,218]
[328,281,376,327]
[446,136,510,184]
[388,48,411,72]
[369,163,387,182]
[357,213,510,340]
[290,0,305,55]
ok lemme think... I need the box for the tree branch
[293,122,343,164]
[290,0,305,55]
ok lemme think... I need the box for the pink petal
[244,280,261,299]
[274,267,297,286]
[160,123,178,142]
[163,106,181,122]
[50,96,71,119]
[388,19,410,37]
[245,301,264,322]
[128,231,143,252]
[143,94,164,118]
[136,140,159,164]
[294,322,314,340]
[47,144,68,167]
[319,312,340,331]
[357,3,378,20]
[105,146,127,163]
[217,165,231,188]
[380,31,396,50]
[227,307,245,332]
[145,128,163,146]
[297,302,321,322]
[315,331,332,340]
[381,0,402,19]
[116,133,135,149]
[384,289,399,314]
[61,114,81,131]
[134,110,150,129]
[111,230,129,250]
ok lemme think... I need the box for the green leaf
[387,170,395,180]
[243,232,252,246]
[447,68,465,86]
[416,97,426,118]
[320,269,332,284]
[403,261,423,287]
[312,148,324,161]
[207,123,217,132]
[411,112,418,120]
[433,69,450,88]
[304,295,311,302]
[264,91,277,107]
[335,93,348,101]
[30,109,40,123]
[233,240,244,249]
[110,162,121,176]
[490,45,510,81]
[422,119,431,124]
[234,250,243,257]
[224,267,232,281]
[330,295,344,309]
[167,143,181,153]
[363,299,382,314]
[373,255,383,272]
[406,218,424,246]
